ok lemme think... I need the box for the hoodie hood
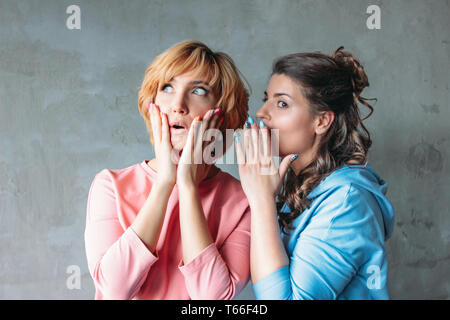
[306,163,395,240]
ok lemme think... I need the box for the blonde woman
[84,41,250,299]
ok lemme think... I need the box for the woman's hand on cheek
[234,118,297,205]
[177,108,221,189]
[148,102,177,186]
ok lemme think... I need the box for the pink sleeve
[84,170,158,299]
[178,207,251,300]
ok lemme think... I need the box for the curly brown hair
[275,46,376,233]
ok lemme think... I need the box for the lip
[169,120,188,134]
[169,121,187,129]
[170,127,187,135]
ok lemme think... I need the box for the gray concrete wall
[0,0,448,299]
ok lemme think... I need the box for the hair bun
[332,46,369,98]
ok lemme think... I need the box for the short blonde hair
[138,40,249,147]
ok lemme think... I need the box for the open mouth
[170,121,188,134]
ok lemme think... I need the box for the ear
[314,111,335,135]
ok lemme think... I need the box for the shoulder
[89,162,146,194]
[298,183,385,266]
[98,162,144,180]
[304,183,382,239]
[307,164,384,220]
[325,184,385,254]
[326,183,380,221]
[313,183,379,223]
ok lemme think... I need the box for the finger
[250,123,259,164]
[197,112,208,143]
[244,119,253,164]
[190,116,203,164]
[155,104,164,141]
[246,116,258,164]
[160,111,172,146]
[279,154,298,179]
[258,120,272,168]
[258,120,270,157]
[207,107,221,130]
[146,99,152,115]
[234,133,245,166]
[199,109,215,140]
[149,103,161,143]
[202,108,216,125]
[203,108,220,150]
[147,101,155,142]
[193,116,204,164]
[180,117,197,165]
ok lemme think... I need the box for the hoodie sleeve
[253,184,386,300]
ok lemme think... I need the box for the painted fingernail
[244,121,250,129]
[147,102,151,110]
[234,135,239,143]
[247,116,254,125]
[195,116,202,121]
[290,154,298,162]
[219,116,224,124]
[259,120,265,128]
[215,108,222,115]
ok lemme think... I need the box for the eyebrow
[191,80,211,87]
[264,91,293,99]
[170,78,211,87]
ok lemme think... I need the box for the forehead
[267,74,308,102]
[170,70,211,86]
[267,74,299,93]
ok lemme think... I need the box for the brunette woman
[235,47,395,299]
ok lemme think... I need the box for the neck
[289,151,314,176]
[289,138,320,176]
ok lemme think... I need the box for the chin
[278,147,291,158]
[171,137,187,151]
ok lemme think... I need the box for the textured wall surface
[0,0,449,299]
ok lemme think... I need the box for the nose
[256,103,269,123]
[169,91,188,115]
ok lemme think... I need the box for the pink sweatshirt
[84,160,250,300]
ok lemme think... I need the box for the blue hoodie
[252,163,395,300]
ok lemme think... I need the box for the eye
[161,84,173,93]
[277,101,288,108]
[193,87,208,96]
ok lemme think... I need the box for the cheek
[154,95,170,112]
[155,92,174,113]
[276,115,315,153]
